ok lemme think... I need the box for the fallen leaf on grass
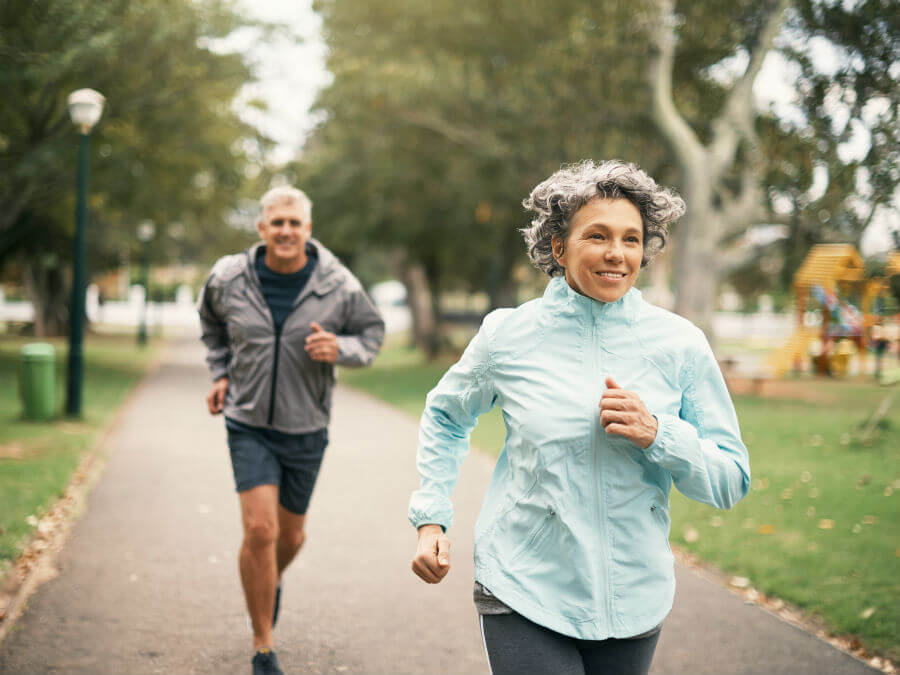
[852,524,862,534]
[800,471,812,483]
[860,607,876,619]
[885,486,894,497]
[729,576,750,588]
[757,524,776,535]
[818,519,835,530]
[0,443,24,459]
[683,527,699,543]
[25,515,38,527]
[862,515,877,525]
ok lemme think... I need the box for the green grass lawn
[341,342,900,663]
[0,334,159,566]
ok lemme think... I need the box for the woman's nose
[605,243,624,261]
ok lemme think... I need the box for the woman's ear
[551,236,565,266]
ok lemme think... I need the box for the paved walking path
[0,339,880,674]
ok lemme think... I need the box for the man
[198,186,384,675]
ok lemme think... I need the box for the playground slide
[766,325,821,378]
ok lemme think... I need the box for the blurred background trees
[1,0,897,347]
[297,0,899,351]
[0,0,270,335]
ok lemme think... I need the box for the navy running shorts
[225,419,328,515]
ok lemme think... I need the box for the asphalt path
[0,339,880,674]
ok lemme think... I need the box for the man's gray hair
[521,160,686,276]
[259,185,312,224]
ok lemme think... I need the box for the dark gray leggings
[480,612,660,675]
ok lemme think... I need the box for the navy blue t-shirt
[254,244,317,332]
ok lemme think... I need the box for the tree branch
[646,0,706,175]
[720,164,766,236]
[390,105,512,159]
[708,0,791,176]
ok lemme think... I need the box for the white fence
[0,284,791,341]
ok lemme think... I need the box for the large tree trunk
[20,253,69,337]
[392,251,441,358]
[647,0,789,343]
[672,169,718,338]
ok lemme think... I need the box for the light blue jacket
[409,276,750,640]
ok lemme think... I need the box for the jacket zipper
[592,312,614,634]
[246,250,320,429]
[267,324,282,426]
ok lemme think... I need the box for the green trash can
[19,342,56,421]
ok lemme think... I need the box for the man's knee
[279,524,306,551]
[244,517,279,549]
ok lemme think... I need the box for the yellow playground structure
[767,244,900,377]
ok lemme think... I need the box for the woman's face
[553,197,644,303]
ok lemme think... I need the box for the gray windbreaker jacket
[198,239,385,433]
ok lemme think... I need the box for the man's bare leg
[276,505,307,575]
[239,484,279,650]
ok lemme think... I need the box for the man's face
[257,202,311,268]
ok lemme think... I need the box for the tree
[299,0,900,349]
[647,0,900,335]
[0,0,270,334]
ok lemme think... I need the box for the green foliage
[0,0,270,329]
[300,0,900,313]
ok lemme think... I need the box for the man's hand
[599,376,658,449]
[411,524,451,584]
[206,377,229,415]
[305,321,339,363]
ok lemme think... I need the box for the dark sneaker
[272,582,282,629]
[251,648,284,675]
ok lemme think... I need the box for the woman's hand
[411,524,451,583]
[599,376,658,449]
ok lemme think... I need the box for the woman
[409,160,750,675]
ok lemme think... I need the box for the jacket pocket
[649,501,671,553]
[508,505,557,563]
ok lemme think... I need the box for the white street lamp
[65,88,105,416]
[67,89,106,134]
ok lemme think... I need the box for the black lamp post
[65,88,105,417]
[137,220,155,347]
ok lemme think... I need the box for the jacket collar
[245,238,342,297]
[541,275,642,325]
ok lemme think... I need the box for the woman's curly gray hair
[521,160,686,276]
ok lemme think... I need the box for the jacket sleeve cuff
[408,494,453,532]
[643,413,678,464]
[210,365,229,382]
